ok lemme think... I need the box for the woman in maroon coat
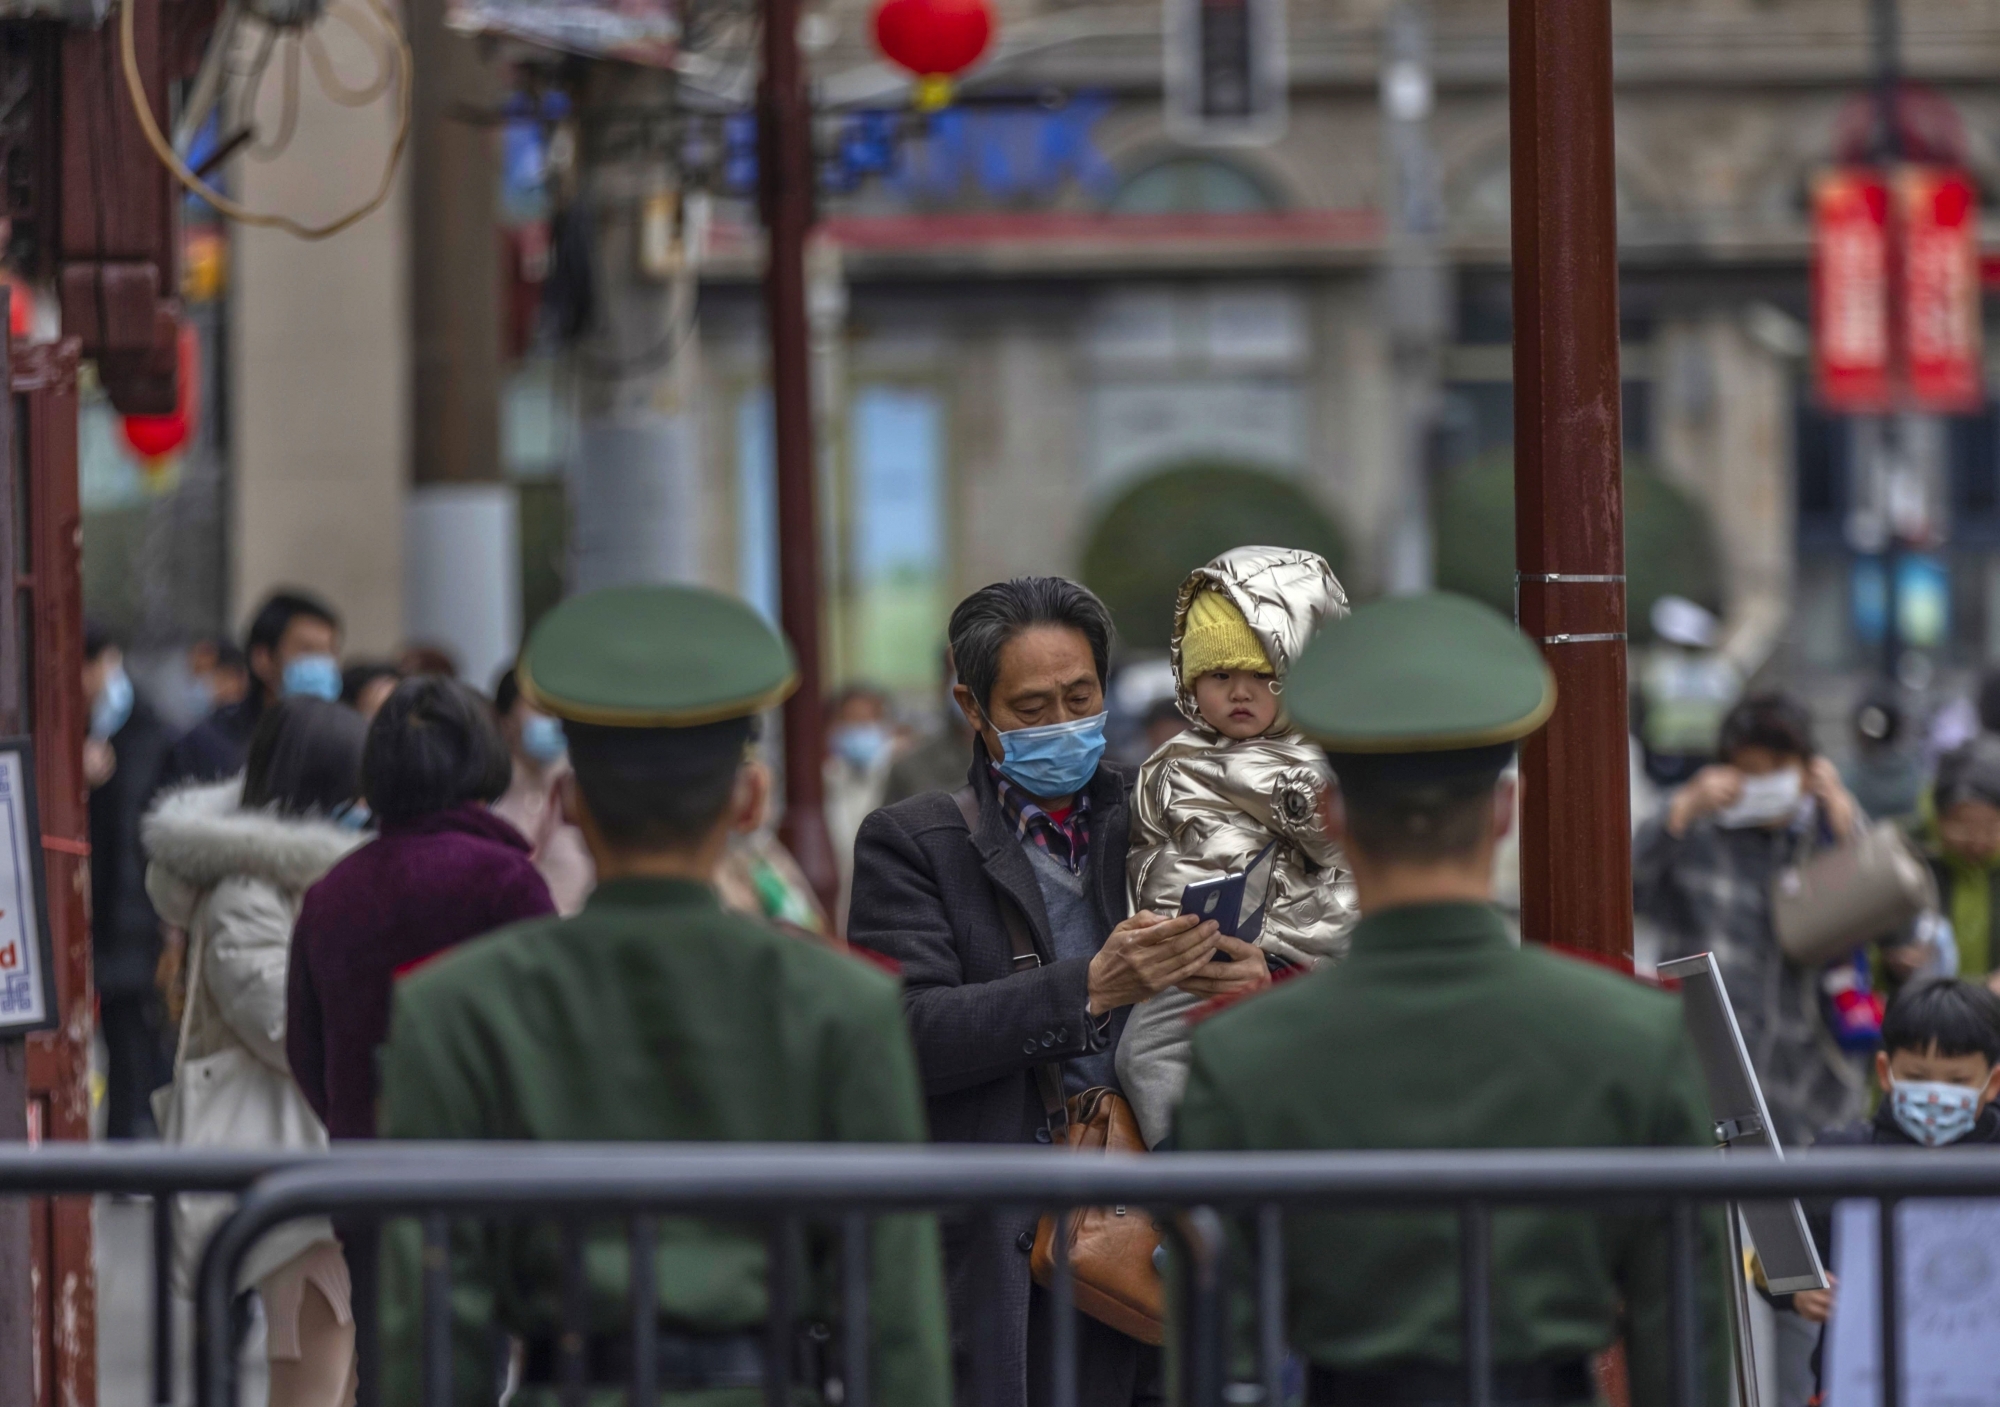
[286,676,555,1140]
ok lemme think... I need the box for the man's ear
[1317,779,1347,848]
[951,682,983,733]
[558,772,584,833]
[1492,774,1518,842]
[731,761,770,836]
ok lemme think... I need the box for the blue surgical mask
[1889,1077,1983,1147]
[332,800,373,833]
[521,713,567,765]
[282,654,342,702]
[833,722,893,772]
[90,664,134,740]
[996,713,1107,799]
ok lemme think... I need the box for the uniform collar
[1345,901,1514,959]
[585,875,720,911]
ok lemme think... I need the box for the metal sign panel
[1814,168,1892,413]
[1658,952,1830,1295]
[1899,165,1984,413]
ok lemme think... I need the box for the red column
[760,0,841,917]
[1509,0,1633,966]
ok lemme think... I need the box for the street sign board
[1899,165,1984,413]
[0,740,54,1036]
[1814,168,1891,413]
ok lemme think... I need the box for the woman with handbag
[1634,693,1876,1150]
[144,697,368,1407]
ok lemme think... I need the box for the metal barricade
[3,1143,1998,1407]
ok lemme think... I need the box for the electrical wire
[118,0,413,241]
[247,28,301,159]
[304,2,393,108]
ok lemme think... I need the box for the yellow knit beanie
[1180,589,1273,680]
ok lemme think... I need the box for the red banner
[1814,168,1891,412]
[1899,166,1984,412]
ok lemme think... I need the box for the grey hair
[948,578,1114,716]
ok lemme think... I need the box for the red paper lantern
[872,0,993,80]
[121,409,189,460]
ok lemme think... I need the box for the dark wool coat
[847,751,1144,1407]
[286,804,555,1140]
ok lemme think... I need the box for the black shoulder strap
[953,785,1070,1134]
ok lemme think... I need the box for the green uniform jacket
[1176,903,1732,1407]
[375,877,952,1407]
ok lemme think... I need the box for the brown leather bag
[951,788,1165,1347]
[1029,1088,1164,1345]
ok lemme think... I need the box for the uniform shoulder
[1187,964,1336,1069]
[1511,942,1687,1039]
[391,910,568,1015]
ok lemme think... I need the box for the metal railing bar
[765,1214,797,1407]
[152,1193,175,1407]
[1255,1203,1283,1407]
[1879,1198,1900,1407]
[352,1218,384,1407]
[422,1213,452,1407]
[841,1212,870,1407]
[139,1142,2000,1221]
[1048,1209,1076,1407]
[1667,1199,1698,1407]
[1459,1201,1492,1407]
[630,1215,659,1407]
[1174,1208,1227,1407]
[560,1219,588,1407]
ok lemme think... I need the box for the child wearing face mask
[1114,546,1358,1148]
[1775,978,2000,1391]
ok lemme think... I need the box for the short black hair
[245,590,341,659]
[207,638,247,673]
[1934,736,2000,813]
[566,717,754,850]
[362,676,512,826]
[493,667,522,718]
[341,661,400,708]
[1717,693,1814,765]
[1327,745,1513,865]
[242,697,368,818]
[1882,978,2000,1064]
[83,618,116,662]
[948,578,1113,716]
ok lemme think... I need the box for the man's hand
[1792,1278,1836,1324]
[1666,765,1743,837]
[1174,936,1272,1001]
[1882,942,1927,982]
[1087,911,1220,1015]
[1806,756,1862,840]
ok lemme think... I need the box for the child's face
[1879,1042,2000,1112]
[1939,798,2000,864]
[1191,670,1278,740]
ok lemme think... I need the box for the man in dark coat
[160,589,343,787]
[83,622,174,1138]
[847,577,1269,1407]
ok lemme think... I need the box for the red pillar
[1509,0,1633,965]
[759,0,841,917]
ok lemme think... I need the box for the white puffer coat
[143,780,362,1286]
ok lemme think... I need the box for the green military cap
[518,584,798,727]
[1286,592,1556,753]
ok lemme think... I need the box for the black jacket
[847,748,1137,1407]
[159,695,262,791]
[89,695,174,996]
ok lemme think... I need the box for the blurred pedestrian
[144,697,367,1407]
[1844,688,1922,824]
[712,754,833,939]
[394,642,458,679]
[1139,697,1186,757]
[1635,693,1869,1145]
[179,636,250,724]
[825,683,895,912]
[1633,594,1740,787]
[285,677,554,1141]
[162,591,344,787]
[1179,594,1730,1406]
[373,585,947,1407]
[490,667,594,915]
[83,621,174,1139]
[339,662,400,722]
[1117,547,1351,1148]
[882,649,975,804]
[1908,737,2000,992]
[849,578,1251,1407]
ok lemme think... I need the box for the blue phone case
[1177,843,1277,948]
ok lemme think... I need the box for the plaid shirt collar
[990,763,1092,876]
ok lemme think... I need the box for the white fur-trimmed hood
[142,778,362,896]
